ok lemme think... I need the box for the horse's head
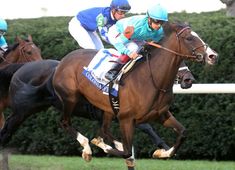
[175,61,195,89]
[165,22,218,65]
[0,35,42,66]
[15,35,42,62]
[176,67,195,89]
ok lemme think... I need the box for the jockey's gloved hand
[129,51,138,59]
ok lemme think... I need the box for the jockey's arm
[0,36,8,52]
[96,14,110,43]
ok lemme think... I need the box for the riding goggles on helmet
[0,30,6,36]
[116,9,128,15]
[150,18,165,25]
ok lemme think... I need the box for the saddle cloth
[82,49,121,96]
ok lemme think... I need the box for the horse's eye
[185,36,193,41]
[26,51,32,55]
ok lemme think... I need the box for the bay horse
[0,35,42,129]
[0,59,193,148]
[0,59,194,170]
[51,22,217,169]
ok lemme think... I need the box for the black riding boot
[105,63,123,81]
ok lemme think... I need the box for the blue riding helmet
[0,18,7,31]
[147,4,168,22]
[110,0,131,12]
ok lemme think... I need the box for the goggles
[150,18,165,25]
[0,30,6,36]
[116,9,128,15]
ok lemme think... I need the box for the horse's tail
[0,63,25,99]
[37,68,60,104]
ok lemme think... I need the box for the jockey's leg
[104,42,139,81]
[104,55,129,81]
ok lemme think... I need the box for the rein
[147,41,198,60]
[144,26,202,93]
[147,26,205,60]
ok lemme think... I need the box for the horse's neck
[0,51,20,68]
[150,38,183,89]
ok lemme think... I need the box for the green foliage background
[3,10,235,160]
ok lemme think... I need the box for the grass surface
[2,154,235,170]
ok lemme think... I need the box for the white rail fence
[173,84,235,94]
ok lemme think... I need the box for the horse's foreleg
[92,112,122,152]
[60,100,92,162]
[163,111,186,155]
[120,119,135,170]
[153,111,186,158]
[92,111,124,151]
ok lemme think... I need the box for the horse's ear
[28,35,33,42]
[183,21,190,27]
[15,36,22,43]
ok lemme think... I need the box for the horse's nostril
[209,54,216,60]
[184,79,193,84]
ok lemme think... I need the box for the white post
[173,84,235,94]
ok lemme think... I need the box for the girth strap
[108,81,120,115]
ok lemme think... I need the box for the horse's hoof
[125,158,135,168]
[152,149,169,159]
[82,153,92,162]
[91,138,100,146]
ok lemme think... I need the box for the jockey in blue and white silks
[105,3,168,80]
[68,0,131,50]
[0,18,8,57]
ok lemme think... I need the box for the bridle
[145,26,207,93]
[0,42,37,64]
[18,42,37,62]
[147,26,208,62]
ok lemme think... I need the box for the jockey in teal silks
[105,3,168,81]
[68,0,131,50]
[0,18,8,58]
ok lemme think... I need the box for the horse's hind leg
[0,110,30,146]
[0,109,5,129]
[0,100,7,129]
[59,98,92,162]
[153,111,186,158]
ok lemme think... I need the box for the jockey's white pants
[68,17,104,50]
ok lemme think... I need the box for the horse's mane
[143,21,190,55]
[163,21,189,37]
